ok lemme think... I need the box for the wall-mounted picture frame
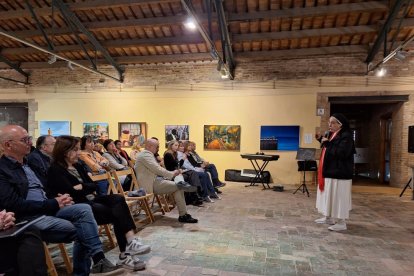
[204,125,241,151]
[165,125,189,147]
[118,122,147,147]
[260,125,300,151]
[39,121,71,136]
[83,122,109,141]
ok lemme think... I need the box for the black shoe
[176,181,197,192]
[192,200,204,206]
[178,214,198,223]
[214,187,222,194]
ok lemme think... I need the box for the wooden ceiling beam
[6,1,387,39]
[0,45,366,69]
[0,0,181,20]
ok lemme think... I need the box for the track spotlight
[67,61,74,71]
[220,68,229,79]
[47,54,57,64]
[394,50,407,61]
[184,18,196,30]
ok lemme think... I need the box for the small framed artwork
[204,125,241,151]
[83,122,109,141]
[39,121,71,136]
[165,125,189,147]
[118,122,147,147]
[260,125,300,151]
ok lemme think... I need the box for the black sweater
[321,129,356,180]
[46,162,96,204]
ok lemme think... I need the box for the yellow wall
[25,89,320,185]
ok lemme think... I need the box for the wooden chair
[111,168,165,224]
[44,243,72,276]
[89,173,117,249]
[128,159,135,168]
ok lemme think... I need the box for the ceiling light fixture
[220,68,229,79]
[67,61,74,70]
[394,50,407,61]
[184,19,196,30]
[376,67,387,77]
[47,54,57,64]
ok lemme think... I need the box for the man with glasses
[0,125,123,275]
[27,135,56,185]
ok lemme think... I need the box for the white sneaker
[117,253,146,271]
[314,217,335,225]
[125,238,151,255]
[328,222,347,231]
[203,196,214,203]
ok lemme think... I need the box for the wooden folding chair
[89,172,117,249]
[43,243,72,276]
[111,168,165,224]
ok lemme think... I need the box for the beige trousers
[153,178,187,216]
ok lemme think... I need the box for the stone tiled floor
[102,182,414,276]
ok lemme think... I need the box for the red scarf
[318,130,340,191]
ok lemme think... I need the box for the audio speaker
[409,126,414,153]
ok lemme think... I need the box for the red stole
[318,130,340,191]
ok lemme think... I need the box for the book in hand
[0,215,45,239]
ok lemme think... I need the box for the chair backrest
[128,159,135,168]
[89,171,118,195]
[112,167,141,195]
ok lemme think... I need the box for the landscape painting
[39,121,71,136]
[204,125,240,151]
[83,122,109,141]
[260,125,300,151]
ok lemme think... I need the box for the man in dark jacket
[27,135,55,185]
[0,125,122,275]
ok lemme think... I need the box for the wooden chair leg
[103,224,117,249]
[43,243,58,276]
[155,194,166,214]
[58,243,72,274]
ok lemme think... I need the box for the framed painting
[118,122,147,147]
[165,125,189,147]
[39,121,71,136]
[260,125,300,151]
[204,125,241,151]
[83,122,109,141]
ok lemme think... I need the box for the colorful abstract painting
[118,122,147,147]
[203,125,241,151]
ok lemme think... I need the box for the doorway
[329,96,407,185]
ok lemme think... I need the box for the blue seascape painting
[260,125,300,151]
[39,121,71,136]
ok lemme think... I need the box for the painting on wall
[118,122,147,147]
[203,125,241,151]
[165,125,189,147]
[83,122,109,141]
[39,121,71,136]
[260,125,300,151]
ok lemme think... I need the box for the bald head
[0,125,32,162]
[145,138,159,154]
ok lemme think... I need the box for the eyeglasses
[9,136,33,144]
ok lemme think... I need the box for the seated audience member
[102,139,130,188]
[0,125,122,275]
[27,135,56,185]
[188,141,225,188]
[163,141,203,206]
[115,140,131,161]
[135,139,198,223]
[129,142,142,161]
[47,135,150,271]
[93,142,105,155]
[150,137,164,166]
[179,141,220,202]
[0,210,47,276]
[79,136,110,195]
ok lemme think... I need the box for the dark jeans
[0,227,47,276]
[90,194,136,252]
[196,171,216,197]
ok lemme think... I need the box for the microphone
[324,131,330,138]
